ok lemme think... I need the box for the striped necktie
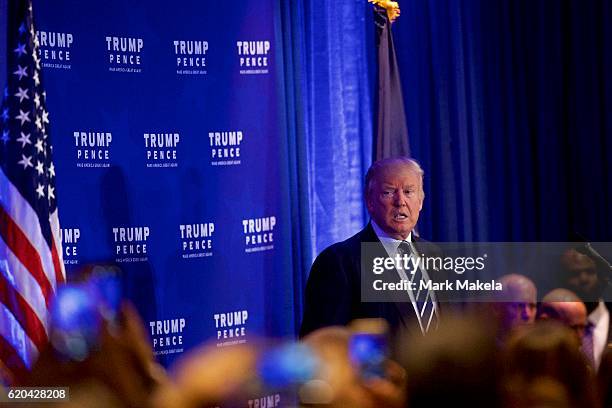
[397,240,439,333]
[582,321,596,369]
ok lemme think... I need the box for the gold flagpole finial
[368,0,401,23]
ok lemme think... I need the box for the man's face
[562,249,599,300]
[501,302,537,328]
[366,163,423,240]
[498,275,537,328]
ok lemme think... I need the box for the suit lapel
[361,223,420,330]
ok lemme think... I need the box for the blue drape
[284,0,611,331]
[282,0,610,261]
[279,0,374,322]
[393,0,612,242]
[300,0,373,253]
[279,0,374,330]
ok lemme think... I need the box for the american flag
[0,0,65,383]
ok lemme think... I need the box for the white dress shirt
[589,301,610,370]
[370,219,412,258]
[370,221,438,333]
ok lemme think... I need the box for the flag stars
[15,109,31,125]
[14,87,29,103]
[47,185,55,201]
[14,65,28,80]
[1,108,8,122]
[34,93,40,108]
[35,115,42,130]
[49,162,55,177]
[34,138,44,153]
[18,23,26,35]
[16,132,31,147]
[18,154,33,169]
[42,110,49,124]
[1,130,9,144]
[35,161,44,175]
[36,183,45,198]
[33,71,40,86]
[14,43,27,57]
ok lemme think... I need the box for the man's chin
[386,228,412,240]
[392,224,413,235]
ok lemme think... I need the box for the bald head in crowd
[538,288,587,341]
[496,274,538,330]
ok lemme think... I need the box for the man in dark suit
[561,247,612,370]
[300,157,442,337]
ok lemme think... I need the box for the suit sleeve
[299,246,353,338]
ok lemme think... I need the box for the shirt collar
[589,300,609,325]
[370,220,412,254]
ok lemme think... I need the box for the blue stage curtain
[279,1,374,330]
[279,0,375,326]
[392,0,612,242]
[298,0,374,254]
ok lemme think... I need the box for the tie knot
[398,241,412,255]
[586,321,596,332]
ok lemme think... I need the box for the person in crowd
[301,325,405,408]
[538,288,588,343]
[152,343,259,408]
[396,313,501,407]
[300,157,444,338]
[152,325,405,408]
[502,321,598,408]
[597,348,612,408]
[494,274,538,338]
[26,302,167,408]
[502,376,571,408]
[562,247,612,370]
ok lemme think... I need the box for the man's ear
[365,194,375,214]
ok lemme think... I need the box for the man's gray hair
[364,157,425,199]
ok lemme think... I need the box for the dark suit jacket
[299,223,445,338]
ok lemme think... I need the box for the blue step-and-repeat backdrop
[34,0,297,367]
